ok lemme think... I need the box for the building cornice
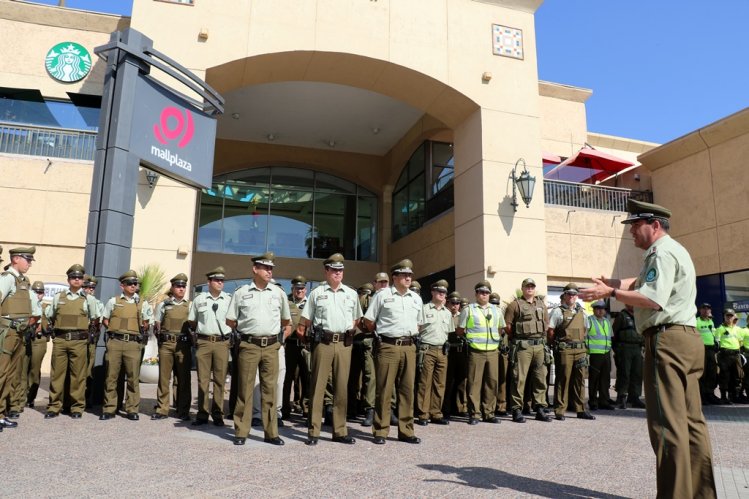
[538,80,592,103]
[0,0,129,33]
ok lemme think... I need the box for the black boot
[616,394,627,410]
[361,408,374,427]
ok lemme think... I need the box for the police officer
[612,304,645,409]
[696,303,720,405]
[299,254,361,445]
[227,252,291,446]
[152,273,192,421]
[350,282,376,426]
[188,267,231,426]
[579,198,716,498]
[45,265,99,418]
[715,309,744,404]
[415,280,453,426]
[363,259,424,445]
[0,246,41,429]
[17,281,50,411]
[457,280,503,425]
[282,275,308,419]
[547,283,595,421]
[82,275,104,406]
[373,272,389,293]
[410,280,422,299]
[100,270,152,420]
[443,291,468,419]
[587,301,614,410]
[489,292,510,417]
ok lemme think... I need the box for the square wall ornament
[492,24,523,60]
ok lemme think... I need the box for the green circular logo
[45,42,92,83]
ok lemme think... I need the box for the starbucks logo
[45,42,92,83]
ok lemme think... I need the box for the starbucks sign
[45,42,92,83]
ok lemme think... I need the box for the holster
[544,345,554,366]
[343,329,355,347]
[574,355,589,369]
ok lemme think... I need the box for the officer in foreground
[100,270,153,420]
[45,265,99,419]
[363,259,423,445]
[579,199,716,498]
[299,254,361,445]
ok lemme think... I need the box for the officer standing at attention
[612,304,646,409]
[457,280,503,425]
[363,259,424,445]
[100,270,153,421]
[579,198,716,498]
[489,292,510,417]
[227,252,290,446]
[350,282,376,426]
[188,267,231,426]
[696,303,720,405]
[443,291,468,419]
[152,273,192,421]
[44,265,99,419]
[373,272,390,293]
[82,275,104,406]
[415,280,453,426]
[282,275,308,420]
[0,246,41,430]
[714,309,744,404]
[587,301,615,410]
[547,283,595,421]
[504,278,551,423]
[299,254,361,445]
[18,281,50,411]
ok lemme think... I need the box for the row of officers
[0,245,688,445]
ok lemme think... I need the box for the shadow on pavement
[418,464,628,498]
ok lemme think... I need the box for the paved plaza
[5,374,749,498]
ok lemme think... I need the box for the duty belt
[160,333,189,343]
[240,334,278,347]
[380,336,414,346]
[0,317,29,331]
[109,332,144,343]
[642,324,696,336]
[513,337,545,346]
[557,341,586,350]
[197,334,229,342]
[321,331,345,344]
[719,349,740,356]
[54,330,88,341]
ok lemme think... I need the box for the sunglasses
[173,284,186,288]
[477,290,490,295]
[210,278,225,283]
[123,281,138,286]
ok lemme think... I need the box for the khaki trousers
[309,341,352,438]
[416,346,447,421]
[373,342,416,439]
[233,340,279,439]
[510,341,547,410]
[20,336,47,407]
[155,339,192,417]
[496,350,509,412]
[103,338,142,414]
[467,348,498,419]
[0,330,23,418]
[195,338,229,421]
[48,337,88,414]
[553,347,587,416]
[644,326,716,499]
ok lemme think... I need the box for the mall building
[1,0,748,324]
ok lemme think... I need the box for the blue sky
[32,0,749,145]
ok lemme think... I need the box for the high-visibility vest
[715,324,742,350]
[695,317,716,347]
[465,303,501,351]
[587,316,611,354]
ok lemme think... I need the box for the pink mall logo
[153,106,194,148]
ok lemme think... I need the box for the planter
[140,363,159,383]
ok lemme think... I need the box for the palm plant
[137,263,167,306]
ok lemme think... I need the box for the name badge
[426,313,434,319]
[242,294,254,300]
[384,298,395,303]
[318,295,328,300]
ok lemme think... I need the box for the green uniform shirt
[695,317,717,346]
[301,283,361,333]
[188,291,231,336]
[103,293,153,321]
[420,301,454,345]
[633,235,697,334]
[226,281,290,336]
[45,289,99,322]
[0,267,42,317]
[715,324,744,350]
[363,286,424,337]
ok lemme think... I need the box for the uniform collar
[645,234,671,257]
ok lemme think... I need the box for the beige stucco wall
[639,107,749,277]
[538,81,591,158]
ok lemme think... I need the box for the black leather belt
[160,333,189,342]
[719,349,740,356]
[109,332,143,343]
[241,334,277,347]
[642,324,696,336]
[197,334,229,342]
[322,331,345,344]
[380,336,414,346]
[54,330,88,341]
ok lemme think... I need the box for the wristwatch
[610,288,617,300]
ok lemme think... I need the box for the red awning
[542,151,562,164]
[544,146,634,183]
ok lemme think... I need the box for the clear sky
[29,0,749,145]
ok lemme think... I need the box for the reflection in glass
[222,183,269,255]
[268,188,314,258]
[357,196,377,262]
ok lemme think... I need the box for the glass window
[196,167,377,261]
[0,95,99,131]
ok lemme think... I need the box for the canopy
[544,145,634,183]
